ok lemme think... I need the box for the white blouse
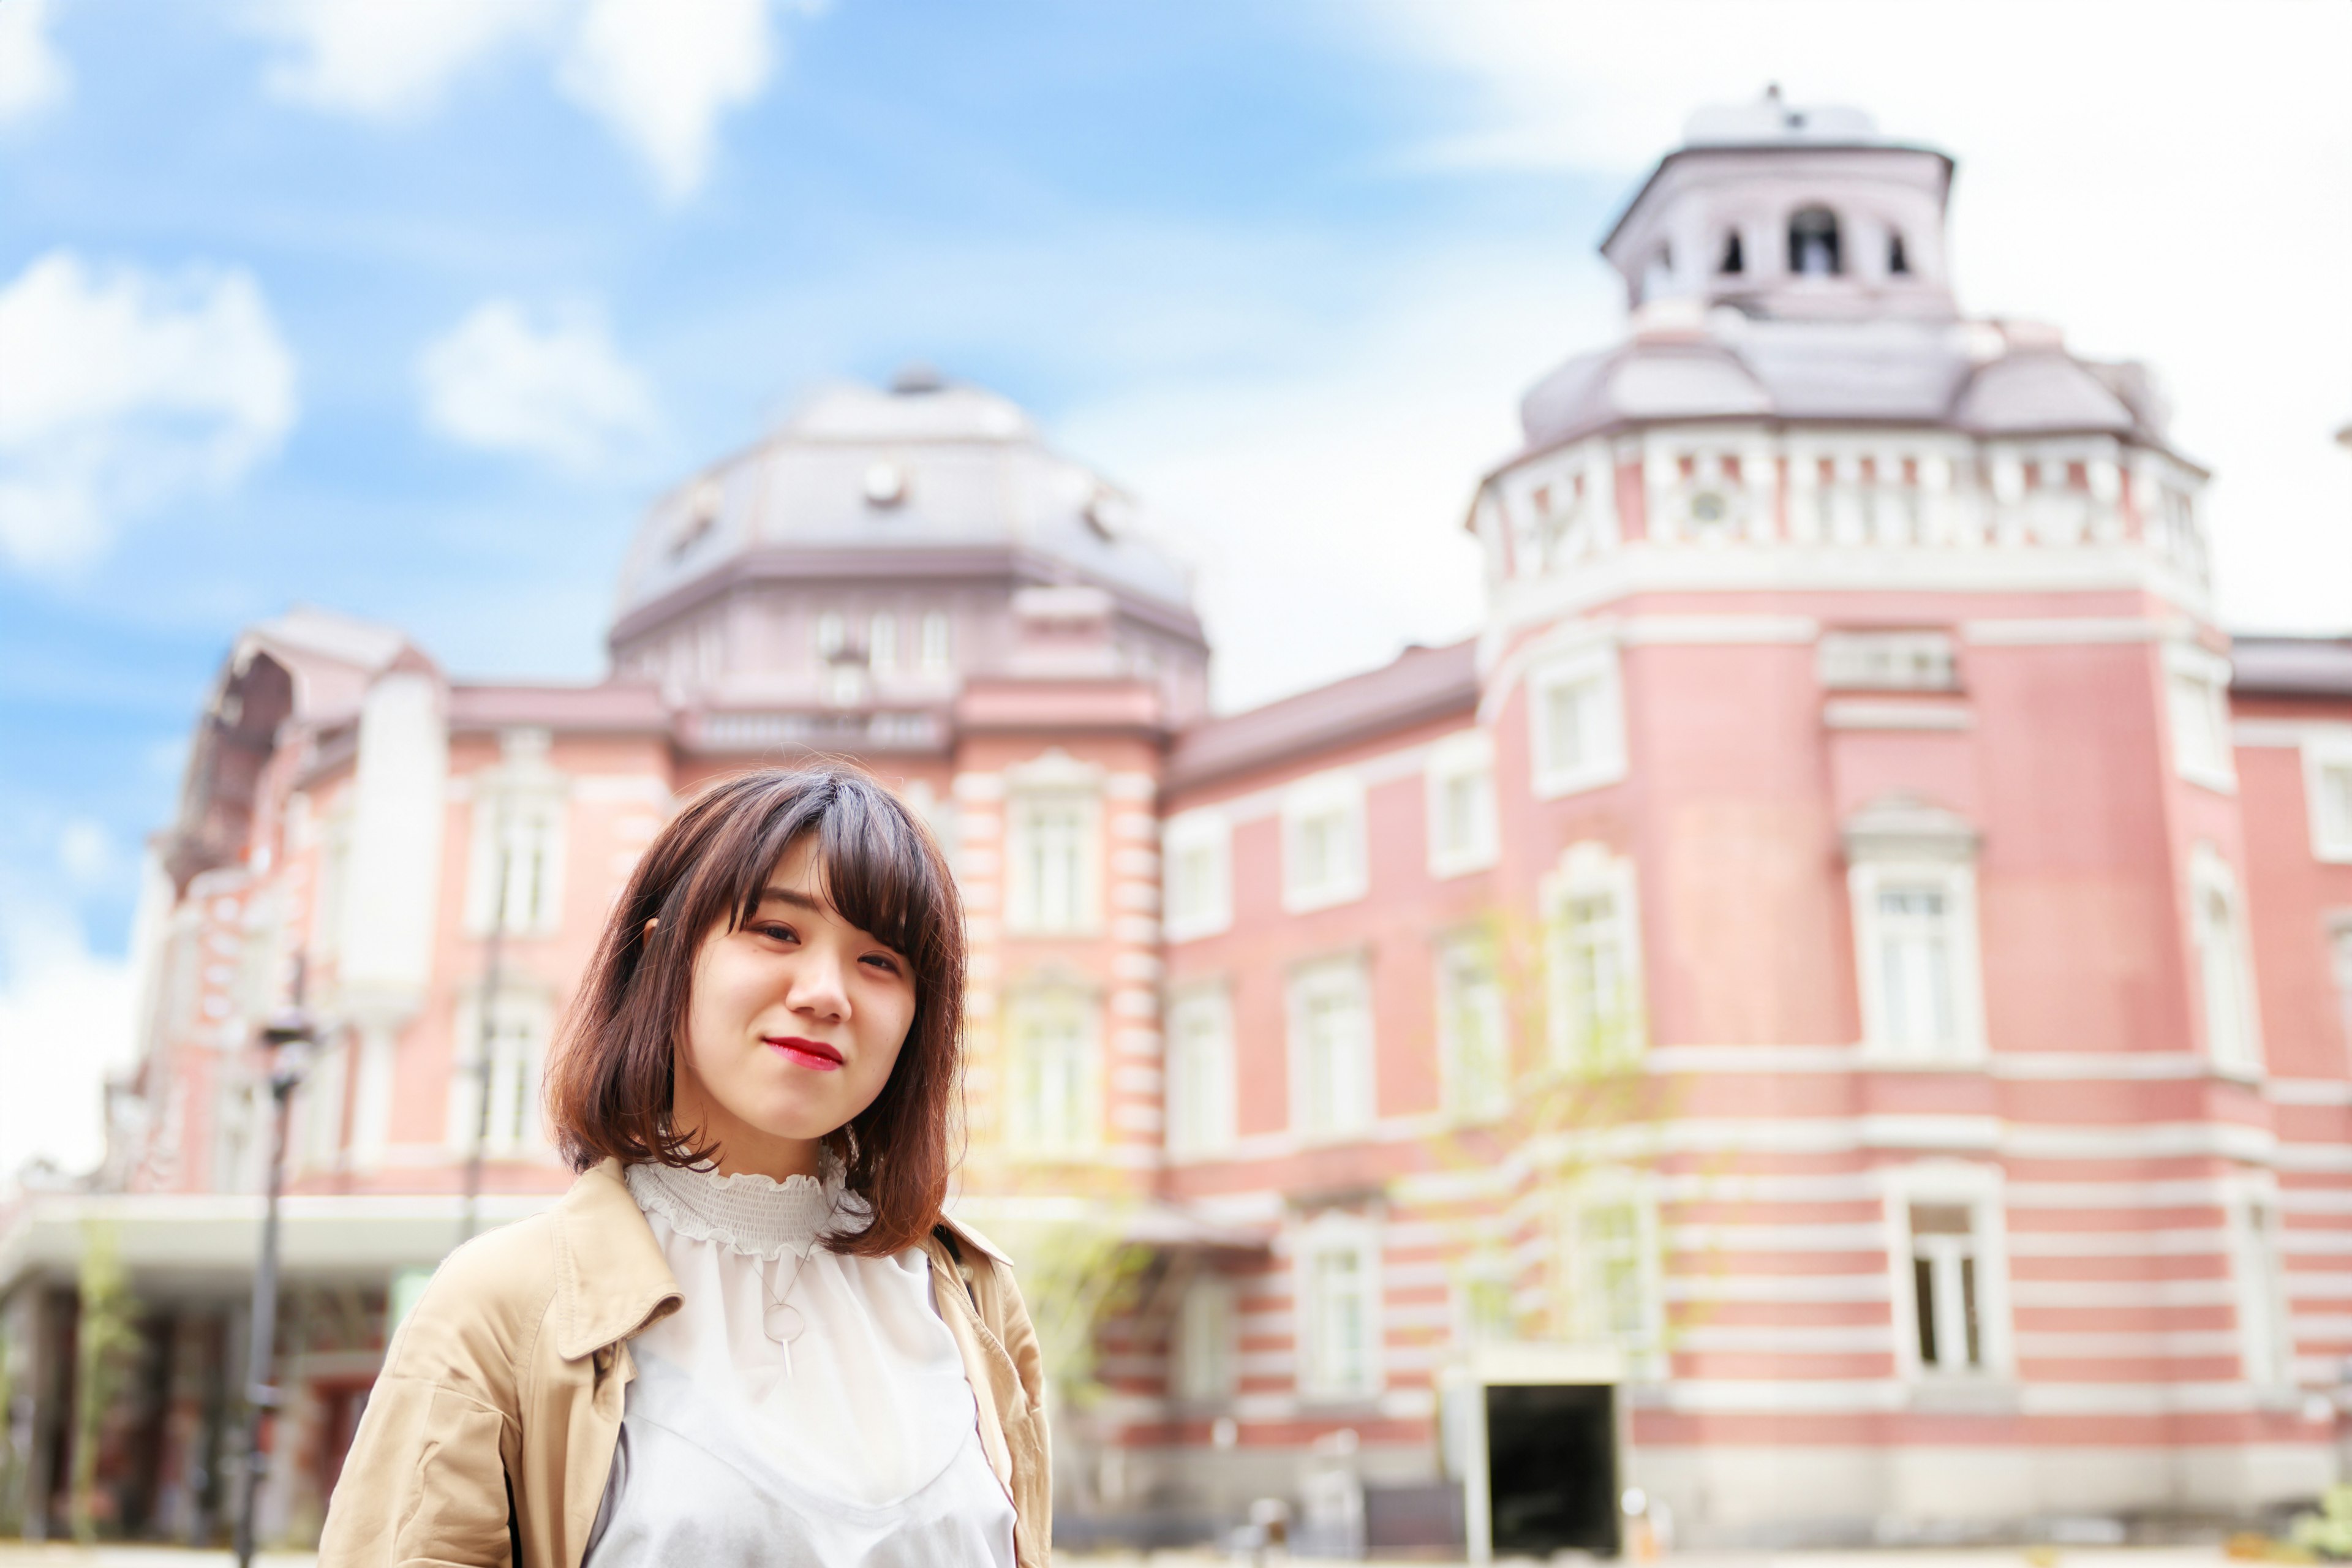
[582,1160,1016,1567]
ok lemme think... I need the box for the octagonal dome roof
[613,373,1193,624]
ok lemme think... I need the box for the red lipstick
[765,1035,844,1071]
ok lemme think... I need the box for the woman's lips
[765,1035,844,1072]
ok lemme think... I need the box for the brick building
[7,93,2352,1550]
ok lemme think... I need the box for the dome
[611,374,1193,625]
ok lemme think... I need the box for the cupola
[1599,87,1957,323]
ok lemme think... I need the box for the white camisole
[581,1161,1017,1567]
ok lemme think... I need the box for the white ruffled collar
[625,1156,850,1261]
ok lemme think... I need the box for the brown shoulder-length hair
[545,764,964,1257]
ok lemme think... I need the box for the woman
[319,766,1050,1567]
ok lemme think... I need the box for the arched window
[1718,231,1744,275]
[1888,233,1911,275]
[1789,207,1841,276]
[1640,243,1674,302]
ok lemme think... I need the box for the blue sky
[1,0,2347,1174]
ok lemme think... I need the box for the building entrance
[1485,1382,1619,1558]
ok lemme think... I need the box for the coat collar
[551,1159,684,1362]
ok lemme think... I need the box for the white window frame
[1850,860,1987,1065]
[448,989,554,1159]
[1528,644,1627,799]
[1425,729,1499,878]
[1005,789,1102,936]
[2190,843,2264,1077]
[1294,1213,1384,1402]
[1435,931,1510,1122]
[1162,808,1233,941]
[464,734,568,939]
[868,610,899,675]
[1453,1254,1518,1348]
[2303,737,2352,863]
[1543,843,1645,1071]
[1174,1272,1238,1403]
[2224,1177,2296,1389]
[919,611,952,673]
[1288,954,1376,1139]
[1883,1164,2013,1383]
[1558,1171,1664,1374]
[1164,981,1236,1158]
[1004,985,1099,1155]
[815,611,846,660]
[2165,643,2236,793]
[1281,770,1367,913]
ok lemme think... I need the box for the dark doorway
[1484,1382,1618,1558]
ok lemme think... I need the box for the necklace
[763,1245,813,1374]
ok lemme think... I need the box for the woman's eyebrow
[754,886,826,913]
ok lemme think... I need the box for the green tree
[69,1220,143,1543]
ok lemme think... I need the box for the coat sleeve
[317,1373,518,1568]
[990,1262,1052,1561]
[317,1227,541,1568]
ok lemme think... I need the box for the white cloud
[0,250,298,573]
[0,0,69,123]
[241,0,556,118]
[58,818,114,887]
[0,907,135,1185]
[559,0,782,198]
[240,0,815,197]
[419,298,660,471]
[1363,0,2352,635]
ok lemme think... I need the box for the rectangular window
[469,793,567,937]
[1547,851,1643,1071]
[1530,648,1626,798]
[1006,793,1099,935]
[1007,990,1095,1153]
[1165,985,1235,1157]
[815,611,846,660]
[1851,861,1984,1063]
[1298,1225,1381,1400]
[1163,810,1232,941]
[1436,937,1510,1121]
[2166,646,2234,791]
[299,1039,348,1170]
[2333,921,2352,1068]
[1559,1183,1658,1361]
[869,611,898,674]
[1426,731,1498,878]
[1458,1268,1517,1346]
[2306,746,2352,862]
[1174,1275,1237,1402]
[1908,1202,1985,1374]
[2234,1196,2294,1387]
[1281,772,1366,913]
[452,993,548,1158]
[1289,957,1374,1137]
[2193,851,2262,1073]
[919,611,952,673]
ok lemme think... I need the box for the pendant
[763,1300,805,1343]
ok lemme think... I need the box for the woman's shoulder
[385,1208,567,1389]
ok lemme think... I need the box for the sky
[0,0,2347,1177]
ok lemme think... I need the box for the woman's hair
[545,764,964,1257]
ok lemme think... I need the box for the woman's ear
[643,916,660,937]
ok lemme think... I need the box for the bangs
[685,772,944,963]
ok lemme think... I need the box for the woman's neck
[669,1078,824,1180]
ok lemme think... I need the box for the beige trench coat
[317,1160,1052,1568]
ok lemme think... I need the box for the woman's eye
[756,922,798,943]
[861,954,902,976]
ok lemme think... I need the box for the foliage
[69,1219,144,1544]
[2293,1486,2352,1559]
[990,1210,1152,1415]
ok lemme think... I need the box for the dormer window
[1888,233,1911,276]
[1718,232,1744,276]
[1789,208,1841,276]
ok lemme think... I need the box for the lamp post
[233,1001,315,1568]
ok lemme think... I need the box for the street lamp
[233,1001,315,1568]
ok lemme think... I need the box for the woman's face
[670,834,919,1178]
